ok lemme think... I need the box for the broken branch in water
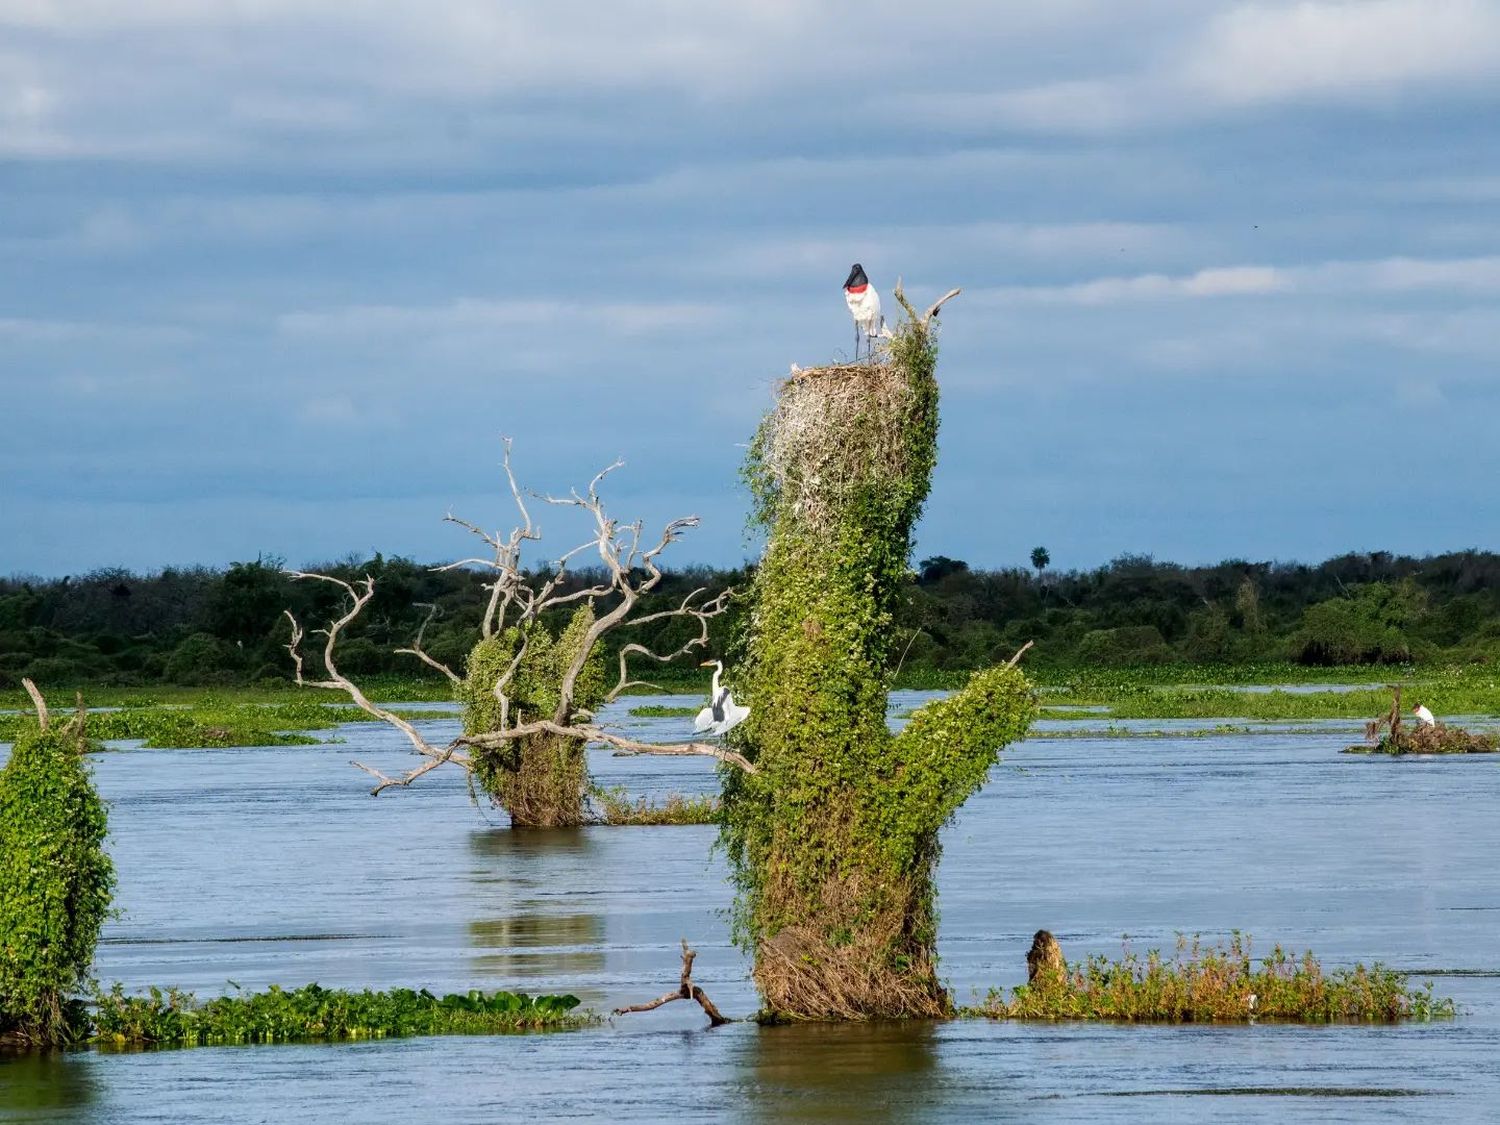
[613,939,729,1027]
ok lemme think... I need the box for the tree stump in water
[1027,930,1065,983]
[722,287,1038,1020]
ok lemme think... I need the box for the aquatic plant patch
[969,935,1454,1024]
[626,705,700,718]
[590,787,718,826]
[91,983,592,1047]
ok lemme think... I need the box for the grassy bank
[91,983,591,1048]
[969,935,1453,1024]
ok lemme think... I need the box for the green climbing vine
[722,300,1037,1021]
[457,606,607,827]
[0,699,115,1047]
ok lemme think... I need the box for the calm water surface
[2,691,1498,1122]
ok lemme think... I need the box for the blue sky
[4,0,1498,576]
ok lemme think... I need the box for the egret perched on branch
[1412,703,1436,727]
[695,660,750,739]
[844,263,886,360]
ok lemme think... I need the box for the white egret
[696,660,750,739]
[1412,703,1436,727]
[844,263,886,360]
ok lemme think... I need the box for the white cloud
[978,255,1500,305]
[1184,0,1500,105]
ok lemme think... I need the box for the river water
[2,692,1498,1122]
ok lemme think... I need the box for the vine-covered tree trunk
[0,692,114,1047]
[458,607,605,828]
[723,304,1037,1020]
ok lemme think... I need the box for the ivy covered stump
[723,295,1037,1020]
[457,606,606,828]
[0,694,114,1047]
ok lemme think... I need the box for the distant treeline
[2,549,1498,689]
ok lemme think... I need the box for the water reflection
[0,1051,97,1122]
[468,912,606,979]
[737,1022,939,1123]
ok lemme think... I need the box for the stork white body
[846,285,882,341]
[696,660,750,739]
[843,262,886,359]
[1413,704,1436,727]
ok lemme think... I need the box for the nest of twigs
[755,352,917,533]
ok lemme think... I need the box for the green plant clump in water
[722,310,1037,1021]
[969,935,1454,1023]
[456,607,607,827]
[0,711,114,1047]
[589,786,719,826]
[627,704,700,718]
[91,983,591,1048]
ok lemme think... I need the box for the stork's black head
[844,263,868,289]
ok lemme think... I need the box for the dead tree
[283,440,753,826]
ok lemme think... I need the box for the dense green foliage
[723,321,1036,1021]
[91,983,589,1047]
[972,935,1453,1023]
[0,716,114,1046]
[7,550,1500,693]
[458,607,607,826]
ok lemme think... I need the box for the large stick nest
[756,353,918,533]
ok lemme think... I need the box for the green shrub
[1077,625,1172,665]
[0,709,114,1046]
[1291,582,1422,665]
[162,633,238,685]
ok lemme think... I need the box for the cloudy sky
[4,0,1499,576]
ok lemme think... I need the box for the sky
[4,0,1499,577]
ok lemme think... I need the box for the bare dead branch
[891,278,961,329]
[21,678,48,731]
[351,742,469,796]
[924,287,962,321]
[1006,640,1035,667]
[614,939,730,1027]
[282,574,471,791]
[463,719,755,774]
[394,602,462,685]
[605,587,732,702]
